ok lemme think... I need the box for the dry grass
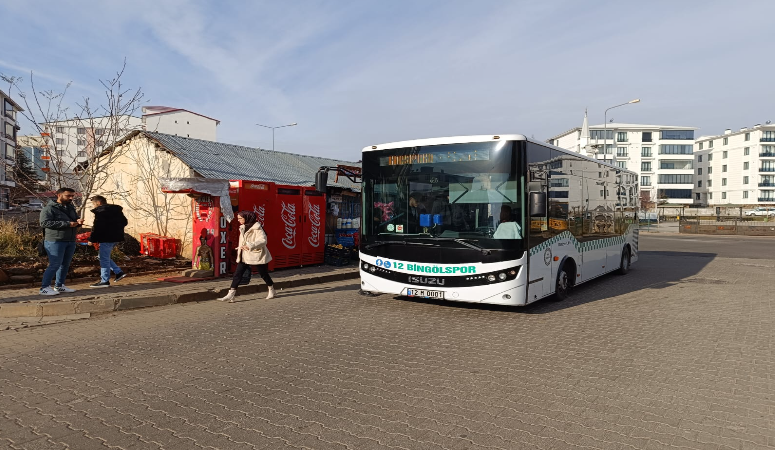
[0,219,42,257]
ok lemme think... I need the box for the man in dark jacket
[88,195,128,287]
[39,187,84,296]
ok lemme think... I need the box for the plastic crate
[139,233,161,255]
[325,255,351,266]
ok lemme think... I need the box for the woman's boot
[218,289,236,302]
[266,286,276,299]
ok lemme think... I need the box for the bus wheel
[554,266,571,301]
[618,249,631,275]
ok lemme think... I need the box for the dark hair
[237,211,258,228]
[90,195,107,204]
[56,187,76,195]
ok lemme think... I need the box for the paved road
[2,234,774,450]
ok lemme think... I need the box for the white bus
[358,135,639,306]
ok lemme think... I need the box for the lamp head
[629,99,641,104]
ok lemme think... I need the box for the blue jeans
[98,242,122,283]
[41,241,77,288]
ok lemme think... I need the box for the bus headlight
[508,269,517,276]
[362,262,370,270]
[487,274,496,282]
[498,273,507,281]
[369,266,376,273]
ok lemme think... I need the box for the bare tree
[2,60,144,216]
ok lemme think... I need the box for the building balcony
[758,198,775,202]
[759,183,775,187]
[759,168,775,172]
[759,152,775,157]
[760,138,775,142]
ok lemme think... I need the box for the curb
[0,268,186,291]
[0,270,360,319]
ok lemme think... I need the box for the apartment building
[694,123,775,206]
[1,90,23,210]
[548,113,697,205]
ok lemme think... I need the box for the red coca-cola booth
[227,181,326,272]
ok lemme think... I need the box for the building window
[55,138,65,145]
[698,168,702,175]
[660,130,695,140]
[616,161,627,169]
[723,137,728,145]
[658,174,693,184]
[708,166,713,174]
[661,161,693,170]
[659,145,693,155]
[743,191,748,199]
[709,140,714,148]
[698,155,703,162]
[642,132,652,142]
[641,162,652,171]
[77,127,86,135]
[744,162,749,170]
[763,131,775,142]
[617,147,628,157]
[617,132,627,142]
[708,154,713,161]
[94,128,104,136]
[590,130,614,140]
[722,165,727,172]
[709,193,713,200]
[55,126,65,133]
[699,142,704,150]
[641,176,651,186]
[641,147,651,157]
[722,192,727,200]
[695,193,700,200]
[762,146,775,157]
[658,189,693,199]
[743,176,749,184]
[77,139,86,146]
[744,147,750,156]
[77,151,86,158]
[708,180,712,187]
[722,178,727,186]
[723,151,728,159]
[698,180,702,188]
[745,132,751,141]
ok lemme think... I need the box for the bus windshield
[361,141,523,250]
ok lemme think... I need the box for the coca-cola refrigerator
[192,194,229,277]
[227,180,277,271]
[302,187,326,265]
[273,185,303,269]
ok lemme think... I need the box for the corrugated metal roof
[145,132,361,191]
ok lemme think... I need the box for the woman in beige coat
[218,211,275,302]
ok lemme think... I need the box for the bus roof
[362,134,638,176]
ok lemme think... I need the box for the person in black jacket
[88,195,128,287]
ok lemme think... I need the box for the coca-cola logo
[308,204,321,248]
[253,204,266,225]
[280,201,297,249]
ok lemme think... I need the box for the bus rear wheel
[554,266,571,301]
[618,249,631,275]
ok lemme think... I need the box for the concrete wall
[143,111,217,141]
[679,221,775,236]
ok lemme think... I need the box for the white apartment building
[548,113,697,205]
[30,106,218,188]
[694,123,775,206]
[1,90,23,210]
[141,106,219,141]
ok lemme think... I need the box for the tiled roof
[145,132,361,191]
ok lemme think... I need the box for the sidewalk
[0,265,360,319]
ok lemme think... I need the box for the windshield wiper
[452,239,492,255]
[364,240,438,250]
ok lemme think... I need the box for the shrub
[0,219,42,257]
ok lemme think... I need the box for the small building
[88,131,360,256]
[141,106,219,141]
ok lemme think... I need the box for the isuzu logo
[408,276,446,286]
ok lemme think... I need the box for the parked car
[23,200,44,211]
[745,207,775,217]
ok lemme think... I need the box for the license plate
[406,289,444,299]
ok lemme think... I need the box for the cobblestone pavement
[1,235,774,450]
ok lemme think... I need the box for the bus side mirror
[315,170,328,193]
[529,192,547,217]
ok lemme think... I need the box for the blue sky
[2,0,774,161]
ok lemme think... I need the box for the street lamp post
[604,99,640,166]
[256,122,298,151]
